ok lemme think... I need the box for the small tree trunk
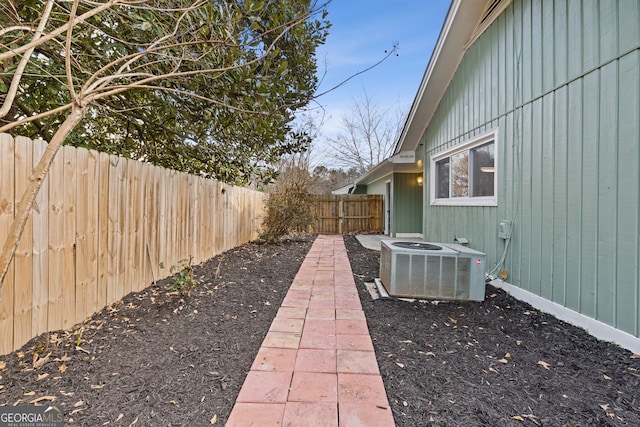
[0,107,86,293]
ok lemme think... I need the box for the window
[431,130,497,206]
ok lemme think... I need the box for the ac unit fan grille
[392,242,443,250]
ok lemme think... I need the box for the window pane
[435,158,450,198]
[471,142,494,196]
[452,151,468,197]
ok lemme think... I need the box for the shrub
[260,187,315,243]
[167,256,203,295]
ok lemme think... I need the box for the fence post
[338,199,343,235]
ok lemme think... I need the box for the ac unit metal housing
[380,241,486,301]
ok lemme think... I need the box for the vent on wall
[465,0,512,50]
[380,241,486,301]
[479,0,507,26]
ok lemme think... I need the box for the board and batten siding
[393,173,423,235]
[363,173,423,236]
[365,176,388,196]
[423,0,640,338]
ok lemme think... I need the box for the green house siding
[423,0,640,337]
[393,173,423,235]
[360,173,423,236]
[364,177,387,196]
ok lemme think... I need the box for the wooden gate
[310,194,383,234]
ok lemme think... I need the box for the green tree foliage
[0,0,329,289]
[309,165,360,194]
[0,0,330,185]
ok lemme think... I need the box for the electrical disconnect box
[499,220,512,239]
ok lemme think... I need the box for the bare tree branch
[325,90,404,173]
[0,103,73,133]
[65,0,81,104]
[0,26,33,38]
[314,42,399,99]
[0,0,55,119]
[0,0,125,62]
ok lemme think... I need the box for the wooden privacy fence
[310,194,383,234]
[0,133,266,355]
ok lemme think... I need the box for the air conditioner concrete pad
[367,279,444,304]
[364,282,383,300]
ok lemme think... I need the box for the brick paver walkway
[226,235,395,426]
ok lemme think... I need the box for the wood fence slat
[189,174,197,263]
[123,159,134,296]
[75,148,99,319]
[221,184,228,251]
[169,169,178,269]
[231,186,237,250]
[172,170,179,265]
[201,177,208,262]
[175,173,183,262]
[97,152,110,309]
[150,165,159,285]
[213,181,221,254]
[47,145,64,329]
[32,139,49,337]
[75,148,89,320]
[167,170,178,269]
[14,136,33,348]
[156,166,167,276]
[61,146,77,329]
[127,161,136,292]
[0,134,16,352]
[141,163,152,288]
[186,174,193,261]
[117,158,129,298]
[136,161,146,291]
[106,155,120,304]
[130,160,143,292]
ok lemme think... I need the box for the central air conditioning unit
[380,241,486,301]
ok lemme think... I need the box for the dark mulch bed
[0,236,314,426]
[344,235,640,427]
[1,234,639,426]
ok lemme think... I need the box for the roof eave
[394,0,489,155]
[354,160,393,186]
[354,158,423,186]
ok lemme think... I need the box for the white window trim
[430,129,498,207]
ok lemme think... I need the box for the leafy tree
[0,0,329,288]
[1,0,329,185]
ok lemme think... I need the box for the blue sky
[311,0,451,147]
